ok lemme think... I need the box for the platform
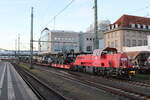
[0,62,38,100]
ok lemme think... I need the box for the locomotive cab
[100,47,117,59]
[102,47,117,54]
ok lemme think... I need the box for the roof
[50,30,79,34]
[126,51,150,59]
[125,51,140,59]
[114,14,150,27]
[41,27,49,33]
[123,46,150,52]
[103,47,117,52]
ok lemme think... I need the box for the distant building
[86,20,111,39]
[86,20,111,33]
[148,35,150,48]
[104,14,150,52]
[79,20,110,53]
[79,32,105,53]
[39,28,80,54]
[79,32,95,53]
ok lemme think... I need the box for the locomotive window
[101,63,104,66]
[108,50,117,54]
[120,62,122,66]
[101,51,107,55]
[102,50,117,54]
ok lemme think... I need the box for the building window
[108,34,110,39]
[135,24,138,28]
[146,25,149,29]
[139,32,142,37]
[54,37,57,40]
[138,40,142,46]
[115,32,118,37]
[111,33,113,38]
[111,42,114,47]
[87,38,89,40]
[112,32,114,38]
[86,46,92,51]
[132,40,136,47]
[115,40,118,47]
[90,38,92,40]
[144,40,148,45]
[126,39,131,47]
[108,42,110,47]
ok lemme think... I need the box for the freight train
[31,47,135,78]
[126,51,150,74]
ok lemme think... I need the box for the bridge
[0,50,38,59]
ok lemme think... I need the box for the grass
[135,74,150,80]
[18,63,41,74]
[19,63,30,70]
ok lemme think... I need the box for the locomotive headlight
[128,71,136,75]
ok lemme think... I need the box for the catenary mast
[30,7,34,69]
[94,0,99,49]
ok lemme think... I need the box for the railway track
[13,64,67,100]
[93,73,150,89]
[127,81,150,88]
[88,74,150,89]
[33,63,150,89]
[37,67,150,100]
[68,71,150,99]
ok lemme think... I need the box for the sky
[0,0,150,50]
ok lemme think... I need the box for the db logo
[120,58,127,61]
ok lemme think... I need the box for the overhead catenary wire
[41,0,75,31]
[129,0,150,14]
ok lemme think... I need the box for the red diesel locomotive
[73,47,135,77]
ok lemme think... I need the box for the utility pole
[18,34,20,63]
[54,16,56,30]
[94,0,99,49]
[30,7,34,69]
[15,39,17,59]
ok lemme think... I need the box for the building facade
[86,20,111,39]
[39,28,80,54]
[79,32,105,53]
[104,15,150,52]
[79,32,95,53]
